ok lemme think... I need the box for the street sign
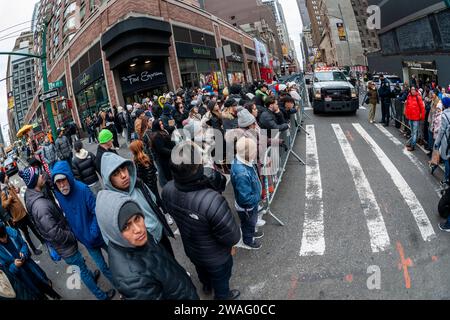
[49,80,63,90]
[39,89,59,102]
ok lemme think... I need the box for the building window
[64,2,77,18]
[63,16,77,35]
[80,4,86,21]
[173,26,191,43]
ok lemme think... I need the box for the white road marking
[304,107,313,111]
[375,124,441,197]
[353,123,436,241]
[332,124,390,252]
[300,125,325,256]
[360,106,367,110]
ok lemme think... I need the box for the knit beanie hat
[98,129,113,144]
[237,107,256,128]
[442,97,450,109]
[18,166,40,189]
[118,201,145,232]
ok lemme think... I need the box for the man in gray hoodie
[98,152,174,255]
[96,193,198,300]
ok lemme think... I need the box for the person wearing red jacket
[404,87,426,151]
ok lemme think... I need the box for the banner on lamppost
[7,92,14,110]
[337,23,347,41]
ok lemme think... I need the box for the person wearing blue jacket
[0,221,61,299]
[231,137,263,250]
[50,161,114,287]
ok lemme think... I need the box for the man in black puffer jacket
[162,143,241,300]
[96,194,198,300]
[72,141,101,195]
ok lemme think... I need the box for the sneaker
[254,231,264,239]
[258,204,267,215]
[165,214,174,225]
[215,289,241,300]
[242,240,261,250]
[256,217,266,227]
[438,223,450,232]
[406,146,415,151]
[93,270,101,284]
[105,289,116,300]
[33,249,43,256]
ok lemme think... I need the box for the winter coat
[367,87,379,106]
[231,157,262,210]
[428,97,442,126]
[378,81,392,101]
[432,104,444,139]
[72,149,99,186]
[404,93,426,121]
[1,184,27,223]
[435,108,450,160]
[24,188,77,259]
[95,193,198,300]
[42,143,57,165]
[55,136,72,160]
[222,109,238,131]
[259,109,289,136]
[150,126,175,183]
[95,145,118,174]
[162,179,240,267]
[0,227,49,298]
[51,161,104,249]
[99,153,173,244]
[135,161,158,196]
[160,108,176,134]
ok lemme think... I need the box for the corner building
[25,0,259,130]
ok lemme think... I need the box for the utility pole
[0,18,57,140]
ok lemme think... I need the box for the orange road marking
[346,130,355,142]
[396,241,413,289]
[345,274,353,283]
[287,275,299,300]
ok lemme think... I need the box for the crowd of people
[0,80,304,300]
[364,76,450,230]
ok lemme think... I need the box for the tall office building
[350,0,380,54]
[297,0,311,26]
[6,31,37,138]
[306,0,325,47]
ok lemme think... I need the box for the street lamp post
[0,18,58,141]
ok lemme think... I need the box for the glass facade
[75,77,109,119]
[180,58,224,90]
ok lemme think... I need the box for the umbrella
[16,124,34,138]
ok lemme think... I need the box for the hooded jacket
[404,93,426,121]
[95,192,198,300]
[24,188,77,259]
[99,152,173,243]
[51,161,104,249]
[55,135,72,160]
[162,177,240,267]
[72,149,99,186]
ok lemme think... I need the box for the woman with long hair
[129,140,173,225]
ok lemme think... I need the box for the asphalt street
[9,101,450,300]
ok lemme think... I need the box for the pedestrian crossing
[298,123,437,257]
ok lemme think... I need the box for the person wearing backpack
[404,87,426,151]
[434,97,450,187]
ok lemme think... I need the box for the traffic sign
[39,89,59,102]
[49,80,63,90]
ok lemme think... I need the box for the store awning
[101,17,172,69]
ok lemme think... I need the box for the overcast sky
[0,0,303,146]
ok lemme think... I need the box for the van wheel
[313,108,320,115]
[350,110,357,116]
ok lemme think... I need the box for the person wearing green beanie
[95,129,118,174]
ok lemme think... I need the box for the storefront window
[75,77,110,121]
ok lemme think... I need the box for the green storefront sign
[176,42,217,60]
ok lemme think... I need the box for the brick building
[25,0,262,132]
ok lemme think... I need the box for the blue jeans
[408,120,420,148]
[64,251,108,300]
[86,245,114,285]
[194,255,233,299]
[445,159,450,182]
[237,207,258,245]
[428,129,434,151]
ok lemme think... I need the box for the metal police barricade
[261,109,305,226]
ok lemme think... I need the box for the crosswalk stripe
[300,125,325,256]
[332,124,391,253]
[374,124,429,177]
[353,123,436,242]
